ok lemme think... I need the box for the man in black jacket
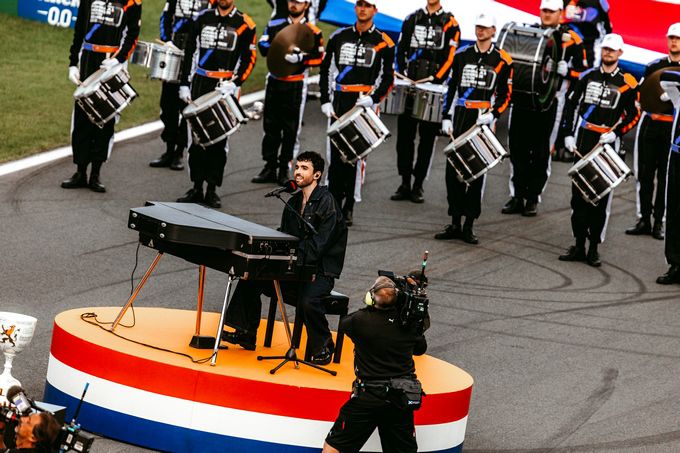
[223,151,347,365]
[323,276,427,453]
[0,412,61,452]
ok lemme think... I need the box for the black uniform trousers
[445,107,485,220]
[395,106,439,189]
[508,102,557,202]
[224,274,335,356]
[72,50,113,166]
[262,77,305,171]
[635,115,672,222]
[666,145,680,266]
[326,387,417,453]
[571,129,611,244]
[159,81,188,156]
[187,75,228,187]
[329,92,361,213]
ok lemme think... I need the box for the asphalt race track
[2,100,680,452]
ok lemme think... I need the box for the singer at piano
[223,151,348,365]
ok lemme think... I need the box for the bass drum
[497,22,559,111]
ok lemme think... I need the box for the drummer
[502,0,588,217]
[390,0,460,204]
[149,0,216,171]
[251,0,324,186]
[625,23,680,241]
[437,13,513,244]
[319,0,395,226]
[561,0,612,67]
[64,0,142,193]
[175,0,257,208]
[560,33,640,267]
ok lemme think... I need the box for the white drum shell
[380,79,412,115]
[183,90,248,147]
[130,41,153,67]
[443,125,508,183]
[73,65,137,128]
[567,144,631,205]
[411,82,447,123]
[148,44,185,83]
[327,106,391,164]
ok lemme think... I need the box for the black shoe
[88,174,106,193]
[586,248,601,267]
[434,224,461,240]
[177,188,204,203]
[625,218,651,235]
[522,200,538,217]
[277,167,290,186]
[501,197,524,214]
[309,347,332,365]
[652,221,664,240]
[390,184,411,201]
[221,330,256,351]
[251,167,277,184]
[149,153,172,168]
[410,186,424,204]
[204,189,221,209]
[656,265,680,285]
[343,209,353,227]
[170,155,184,171]
[462,226,479,245]
[558,245,586,262]
[61,172,88,189]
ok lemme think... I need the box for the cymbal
[640,67,674,114]
[267,23,315,78]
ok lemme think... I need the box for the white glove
[599,131,617,144]
[661,91,671,102]
[356,95,374,108]
[476,112,494,126]
[179,86,192,103]
[100,57,119,70]
[284,47,304,64]
[557,60,569,77]
[564,136,577,152]
[441,119,453,136]
[217,81,237,98]
[68,66,80,85]
[321,102,335,118]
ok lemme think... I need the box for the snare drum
[182,90,248,147]
[411,82,447,123]
[327,106,391,164]
[73,65,138,128]
[567,144,631,205]
[149,44,184,83]
[380,79,412,115]
[443,125,508,183]
[130,41,152,67]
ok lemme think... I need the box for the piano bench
[263,291,350,364]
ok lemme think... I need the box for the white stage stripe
[47,354,467,451]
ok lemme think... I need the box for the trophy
[0,312,37,403]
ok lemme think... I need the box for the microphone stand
[257,191,336,376]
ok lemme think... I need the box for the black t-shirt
[340,306,427,380]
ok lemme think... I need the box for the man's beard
[289,9,305,18]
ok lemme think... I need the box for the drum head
[183,90,223,116]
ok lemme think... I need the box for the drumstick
[413,76,434,84]
[155,38,166,45]
[394,72,415,84]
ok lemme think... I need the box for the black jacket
[160,0,214,49]
[340,306,427,380]
[280,185,347,278]
[561,0,612,51]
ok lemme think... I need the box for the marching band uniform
[561,0,612,67]
[176,5,257,208]
[391,5,460,204]
[252,11,324,185]
[560,34,640,266]
[65,0,142,192]
[149,0,216,171]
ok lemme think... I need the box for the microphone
[264,180,298,198]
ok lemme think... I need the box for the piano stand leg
[210,274,237,366]
[190,265,214,349]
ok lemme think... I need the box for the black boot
[501,197,524,214]
[657,265,680,285]
[204,185,222,209]
[390,184,411,201]
[169,153,184,171]
[61,171,88,189]
[586,243,601,267]
[434,224,461,240]
[559,238,586,262]
[522,200,538,217]
[251,166,277,184]
[343,208,353,227]
[652,220,664,240]
[277,167,290,186]
[177,186,204,203]
[221,330,256,351]
[88,173,106,193]
[625,217,651,235]
[462,219,479,245]
[410,185,424,203]
[149,152,172,168]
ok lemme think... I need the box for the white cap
[540,0,563,11]
[474,13,496,28]
[291,0,311,3]
[356,0,378,7]
[667,23,680,37]
[601,33,624,51]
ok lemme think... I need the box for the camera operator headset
[323,272,429,453]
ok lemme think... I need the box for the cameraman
[0,412,60,452]
[323,276,428,453]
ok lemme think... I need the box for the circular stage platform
[44,307,473,452]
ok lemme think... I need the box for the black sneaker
[390,184,411,201]
[558,246,586,262]
[221,330,256,351]
[251,167,277,184]
[61,172,88,189]
[309,347,332,365]
[501,197,524,214]
[586,249,601,267]
[410,186,424,204]
[434,224,461,240]
[204,189,222,209]
[462,226,479,245]
[177,188,204,203]
[522,200,538,217]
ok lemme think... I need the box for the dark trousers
[666,147,680,265]
[445,107,484,220]
[570,130,611,244]
[160,81,188,156]
[395,112,438,188]
[508,103,556,202]
[635,116,672,222]
[329,93,361,213]
[262,77,305,170]
[224,275,334,356]
[325,389,417,453]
